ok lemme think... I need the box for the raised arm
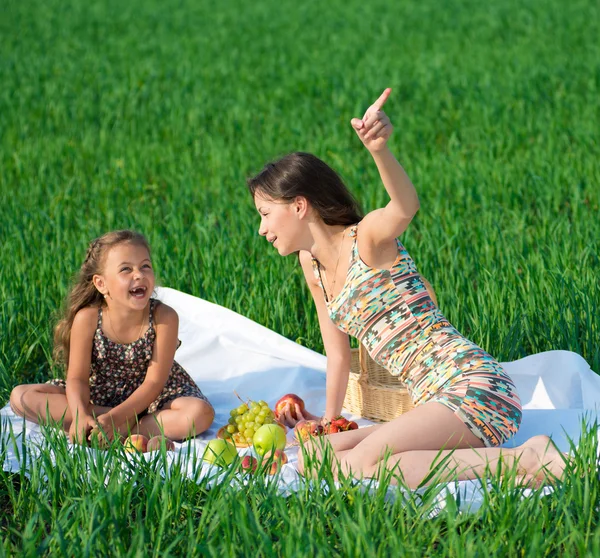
[351,88,420,245]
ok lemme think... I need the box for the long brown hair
[53,230,151,368]
[247,152,363,226]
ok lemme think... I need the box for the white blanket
[2,287,599,509]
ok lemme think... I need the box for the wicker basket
[344,344,414,423]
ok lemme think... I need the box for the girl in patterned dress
[248,88,566,487]
[10,230,214,444]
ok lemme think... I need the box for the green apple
[202,439,238,467]
[253,424,286,456]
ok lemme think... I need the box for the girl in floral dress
[10,230,213,444]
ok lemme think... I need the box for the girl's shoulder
[73,305,100,325]
[298,250,320,288]
[71,305,100,336]
[151,299,179,326]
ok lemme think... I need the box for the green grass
[1,0,599,554]
[1,422,599,556]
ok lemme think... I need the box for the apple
[274,393,305,421]
[262,448,288,465]
[240,455,258,473]
[253,424,287,456]
[202,439,238,467]
[146,436,176,452]
[294,420,324,442]
[123,434,149,453]
[267,460,282,475]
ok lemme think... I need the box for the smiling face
[254,191,308,256]
[93,242,155,309]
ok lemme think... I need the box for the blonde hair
[53,230,151,367]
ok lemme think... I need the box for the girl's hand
[88,414,119,446]
[278,403,321,427]
[68,413,96,445]
[351,88,393,153]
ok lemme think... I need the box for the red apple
[240,455,259,473]
[274,394,305,421]
[123,434,149,453]
[262,448,288,465]
[294,420,324,442]
[146,436,176,452]
[267,460,282,475]
[261,448,288,475]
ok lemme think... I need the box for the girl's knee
[190,400,214,434]
[9,385,26,415]
[9,384,35,416]
[339,450,375,479]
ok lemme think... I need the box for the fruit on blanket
[261,449,288,475]
[253,424,287,456]
[274,394,305,421]
[202,439,238,466]
[294,420,325,442]
[262,448,288,465]
[267,460,282,475]
[225,398,277,446]
[324,416,359,434]
[240,455,259,473]
[123,434,149,453]
[146,436,176,452]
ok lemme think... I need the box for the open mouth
[129,286,147,299]
[268,236,277,245]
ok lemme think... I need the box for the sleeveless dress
[49,299,212,415]
[312,226,522,447]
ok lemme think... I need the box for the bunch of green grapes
[224,400,276,445]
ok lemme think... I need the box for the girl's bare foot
[517,435,570,488]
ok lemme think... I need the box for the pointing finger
[373,87,392,110]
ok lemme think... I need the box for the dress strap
[311,258,324,288]
[349,224,359,256]
[311,258,329,302]
[148,298,156,326]
[97,305,104,328]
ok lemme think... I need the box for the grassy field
[1,0,599,554]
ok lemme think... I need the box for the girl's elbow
[405,195,420,218]
[413,197,421,215]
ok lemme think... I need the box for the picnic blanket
[2,287,599,510]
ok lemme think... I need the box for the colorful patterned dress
[312,226,522,447]
[49,299,212,415]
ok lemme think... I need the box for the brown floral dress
[49,299,212,414]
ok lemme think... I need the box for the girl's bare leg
[360,435,567,488]
[9,384,110,429]
[298,401,483,474]
[11,386,214,442]
[129,397,215,441]
[298,402,567,488]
